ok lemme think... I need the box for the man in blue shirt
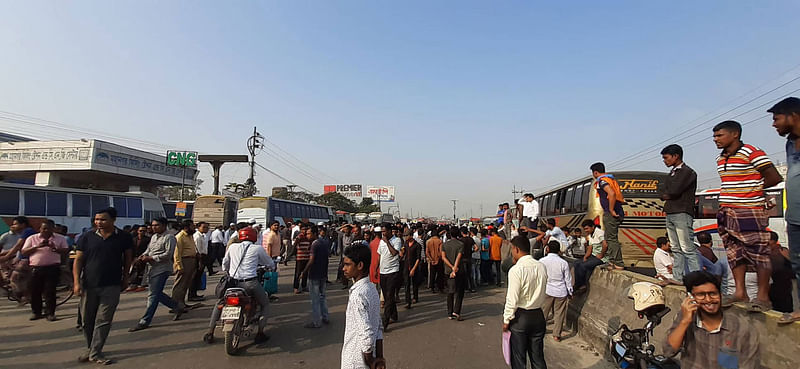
[768,97,800,324]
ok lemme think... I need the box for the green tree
[224,181,258,198]
[315,192,358,213]
[357,197,380,213]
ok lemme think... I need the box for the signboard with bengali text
[367,186,395,202]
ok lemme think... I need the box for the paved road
[0,260,613,369]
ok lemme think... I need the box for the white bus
[236,196,333,226]
[0,182,165,235]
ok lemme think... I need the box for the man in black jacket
[660,144,698,283]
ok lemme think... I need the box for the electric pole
[246,126,264,197]
[451,199,458,223]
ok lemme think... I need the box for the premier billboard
[323,184,363,201]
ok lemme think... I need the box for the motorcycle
[609,282,680,369]
[219,266,267,355]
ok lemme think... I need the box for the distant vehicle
[236,196,332,226]
[194,195,238,228]
[693,183,786,247]
[535,171,670,268]
[0,182,165,234]
[162,200,195,221]
[333,210,353,224]
[354,213,369,223]
[367,212,395,224]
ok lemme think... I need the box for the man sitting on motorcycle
[203,226,274,344]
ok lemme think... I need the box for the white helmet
[627,282,665,312]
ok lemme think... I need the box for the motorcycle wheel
[224,313,245,355]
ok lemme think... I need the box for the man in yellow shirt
[172,219,197,315]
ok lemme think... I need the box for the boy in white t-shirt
[653,236,677,284]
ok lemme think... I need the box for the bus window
[0,189,19,215]
[24,190,46,216]
[46,192,67,216]
[73,194,91,216]
[696,195,718,219]
[579,182,591,212]
[547,193,557,216]
[91,195,110,215]
[540,195,548,217]
[766,190,783,218]
[114,197,128,217]
[128,198,143,218]
[564,186,575,214]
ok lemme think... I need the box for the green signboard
[166,150,198,167]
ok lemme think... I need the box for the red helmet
[238,227,258,242]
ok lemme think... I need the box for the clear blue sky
[1,1,799,218]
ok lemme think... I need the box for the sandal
[777,312,800,325]
[90,357,114,365]
[747,300,772,313]
[721,295,747,308]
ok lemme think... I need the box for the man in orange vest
[590,162,625,270]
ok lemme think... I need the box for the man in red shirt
[369,228,382,286]
[21,219,69,321]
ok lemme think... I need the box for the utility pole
[450,199,458,223]
[512,185,525,201]
[246,126,264,197]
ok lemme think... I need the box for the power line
[262,137,342,183]
[253,161,316,194]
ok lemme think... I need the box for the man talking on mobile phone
[664,271,760,369]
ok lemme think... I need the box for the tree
[158,179,203,201]
[315,192,358,213]
[357,197,380,213]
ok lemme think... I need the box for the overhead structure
[198,154,249,195]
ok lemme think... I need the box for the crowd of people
[2,97,800,368]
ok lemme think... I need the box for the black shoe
[129,324,149,332]
[254,332,270,344]
[188,296,204,302]
[203,332,215,344]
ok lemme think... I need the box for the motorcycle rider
[203,226,274,344]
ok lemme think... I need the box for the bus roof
[536,171,669,195]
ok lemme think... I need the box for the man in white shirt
[503,235,548,369]
[653,236,675,281]
[520,193,540,230]
[539,241,573,342]
[341,242,384,369]
[189,222,209,301]
[209,225,225,275]
[203,227,274,345]
[377,224,403,330]
[543,218,569,251]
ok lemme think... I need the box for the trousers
[172,257,197,310]
[542,295,568,338]
[138,271,178,326]
[380,272,401,322]
[666,212,699,282]
[81,285,121,360]
[29,264,60,317]
[509,308,547,369]
[602,213,624,267]
[446,270,466,316]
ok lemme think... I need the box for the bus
[193,195,238,228]
[0,182,166,235]
[236,196,333,226]
[162,200,195,221]
[693,183,786,246]
[535,171,669,267]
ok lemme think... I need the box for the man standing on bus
[590,162,625,270]
[660,144,699,283]
[712,120,783,313]
[768,97,800,324]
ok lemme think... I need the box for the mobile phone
[687,292,697,304]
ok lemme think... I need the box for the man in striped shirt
[713,120,783,312]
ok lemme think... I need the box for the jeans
[480,259,492,284]
[602,213,624,267]
[139,272,178,326]
[492,260,503,285]
[81,285,121,360]
[787,222,800,309]
[309,279,329,326]
[465,260,476,290]
[471,259,481,285]
[429,262,444,291]
[666,212,699,282]
[574,255,604,289]
[509,308,547,369]
[404,268,423,305]
[29,264,60,317]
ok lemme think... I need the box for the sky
[1,1,800,219]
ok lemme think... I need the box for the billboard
[367,186,395,202]
[323,184,363,201]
